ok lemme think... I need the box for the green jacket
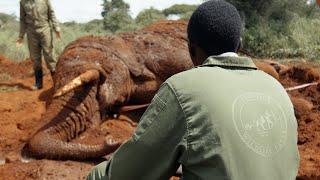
[87,54,300,180]
[19,0,60,38]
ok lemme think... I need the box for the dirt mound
[278,64,320,178]
[290,97,314,119]
[0,56,32,79]
[286,65,319,83]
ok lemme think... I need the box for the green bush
[162,4,197,17]
[102,0,134,33]
[0,13,16,24]
[242,16,320,60]
[0,26,29,61]
[135,8,166,27]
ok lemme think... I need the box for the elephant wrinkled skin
[25,21,194,160]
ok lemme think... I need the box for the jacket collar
[199,53,257,70]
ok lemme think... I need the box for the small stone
[64,161,73,166]
[5,153,19,163]
[309,157,315,161]
[298,137,307,145]
[19,135,29,142]
[305,118,313,124]
[16,123,25,130]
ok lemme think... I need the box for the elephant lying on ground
[25,20,194,160]
[25,20,284,160]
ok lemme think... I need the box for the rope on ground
[118,82,319,112]
[286,82,319,92]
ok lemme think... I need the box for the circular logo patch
[232,92,287,157]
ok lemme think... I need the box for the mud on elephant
[24,20,286,160]
[24,21,194,160]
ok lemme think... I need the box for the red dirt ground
[0,54,319,179]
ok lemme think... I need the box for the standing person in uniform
[16,0,61,90]
[87,0,300,179]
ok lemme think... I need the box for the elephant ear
[105,36,156,81]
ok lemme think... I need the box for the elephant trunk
[26,83,119,160]
[26,130,120,160]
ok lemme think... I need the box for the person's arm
[46,0,60,33]
[87,82,188,180]
[18,1,26,40]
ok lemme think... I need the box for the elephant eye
[83,83,92,91]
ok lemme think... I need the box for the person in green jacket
[87,0,300,179]
[16,0,61,90]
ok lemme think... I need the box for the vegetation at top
[0,0,319,61]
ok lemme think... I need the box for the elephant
[24,20,194,160]
[24,20,288,160]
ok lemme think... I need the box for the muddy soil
[280,62,320,179]
[0,54,319,179]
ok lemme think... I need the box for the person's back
[168,54,299,179]
[87,1,299,179]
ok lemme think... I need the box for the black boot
[32,70,43,90]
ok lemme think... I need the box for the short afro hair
[187,0,242,56]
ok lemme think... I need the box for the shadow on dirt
[0,82,33,92]
[39,87,54,106]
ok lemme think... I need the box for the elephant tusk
[53,69,100,98]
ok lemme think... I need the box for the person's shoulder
[165,68,200,92]
[171,67,200,79]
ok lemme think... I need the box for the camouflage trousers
[26,28,57,72]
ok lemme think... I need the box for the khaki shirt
[19,0,60,38]
[88,55,300,180]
